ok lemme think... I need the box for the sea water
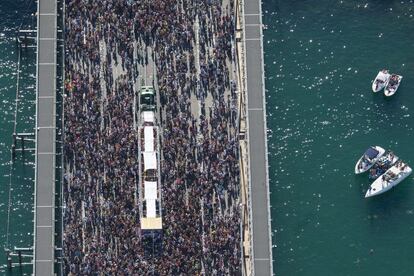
[0,0,36,274]
[264,1,414,275]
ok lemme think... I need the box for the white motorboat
[354,146,385,174]
[368,150,399,180]
[372,70,390,92]
[384,74,402,96]
[365,161,412,198]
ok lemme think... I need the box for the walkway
[243,0,273,275]
[33,0,57,275]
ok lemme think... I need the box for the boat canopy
[365,147,379,159]
[144,126,155,152]
[143,152,157,171]
[144,181,158,200]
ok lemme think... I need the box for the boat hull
[384,75,402,97]
[372,82,384,93]
[368,151,399,180]
[372,71,390,93]
[365,165,412,198]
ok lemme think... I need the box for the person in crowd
[64,0,241,274]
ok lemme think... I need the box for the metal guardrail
[33,0,58,274]
[239,0,273,275]
[235,0,253,275]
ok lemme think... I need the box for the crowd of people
[63,0,242,274]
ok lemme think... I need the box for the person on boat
[377,167,383,176]
[396,160,402,168]
[389,172,397,179]
[389,151,394,161]
[369,168,375,178]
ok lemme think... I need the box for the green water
[2,0,414,275]
[0,0,36,274]
[263,1,414,275]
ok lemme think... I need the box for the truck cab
[140,86,156,111]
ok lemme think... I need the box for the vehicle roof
[141,111,155,123]
[143,152,157,171]
[140,86,155,94]
[143,126,155,152]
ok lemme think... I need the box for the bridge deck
[243,0,273,275]
[34,0,57,275]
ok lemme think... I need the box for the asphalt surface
[33,0,57,274]
[243,0,273,275]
